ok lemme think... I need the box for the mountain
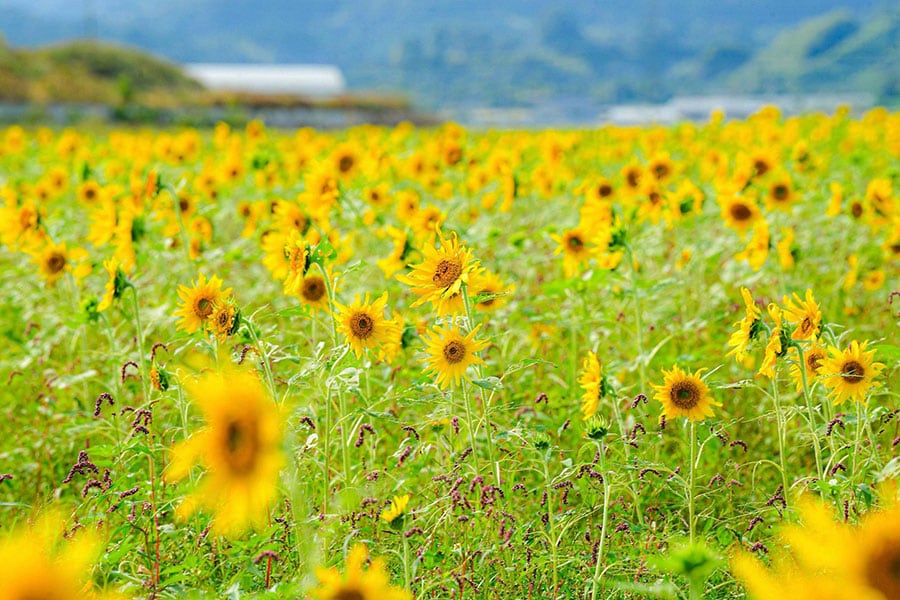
[0,0,894,108]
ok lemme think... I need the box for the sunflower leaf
[472,376,503,391]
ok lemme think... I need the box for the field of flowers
[0,107,898,599]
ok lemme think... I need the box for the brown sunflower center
[432,259,462,288]
[476,289,495,307]
[753,160,769,177]
[729,202,753,222]
[772,184,789,201]
[670,381,701,409]
[333,588,366,600]
[302,276,325,302]
[807,351,825,373]
[653,163,670,179]
[350,312,374,339]
[215,307,232,330]
[598,183,613,197]
[443,340,466,364]
[338,154,355,173]
[841,360,865,383]
[626,169,640,188]
[851,202,864,218]
[223,418,259,475]
[799,317,814,336]
[46,251,67,274]
[567,235,584,250]
[865,542,900,600]
[179,197,191,212]
[84,186,97,200]
[196,297,214,319]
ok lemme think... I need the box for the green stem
[795,345,824,482]
[590,441,611,600]
[625,244,646,394]
[688,421,696,544]
[460,380,479,472]
[772,372,791,509]
[128,285,149,402]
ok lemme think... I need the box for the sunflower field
[0,107,898,599]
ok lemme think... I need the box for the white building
[184,64,346,97]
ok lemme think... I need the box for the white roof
[184,63,346,96]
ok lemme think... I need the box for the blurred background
[0,0,897,126]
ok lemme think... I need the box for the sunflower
[818,340,885,405]
[32,239,90,287]
[164,368,284,536]
[765,176,795,211]
[726,287,763,362]
[334,292,400,358]
[551,227,593,278]
[297,270,331,312]
[421,323,490,389]
[469,269,512,312]
[758,304,786,379]
[0,509,114,600]
[97,257,129,312]
[720,194,761,235]
[735,219,770,271]
[789,341,827,393]
[652,365,719,422]
[578,351,611,420]
[782,289,822,341]
[174,273,232,334]
[776,226,796,270]
[396,229,480,316]
[852,505,900,599]
[210,300,239,342]
[76,180,102,204]
[312,544,412,600]
[281,230,310,297]
[380,493,410,524]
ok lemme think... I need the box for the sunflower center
[46,251,67,274]
[653,163,670,179]
[729,202,752,222]
[772,184,789,201]
[807,351,824,373]
[432,259,462,288]
[753,160,769,177]
[350,313,374,339]
[84,186,97,200]
[338,154,355,173]
[302,276,325,302]
[215,307,232,330]
[865,543,900,599]
[567,236,584,250]
[626,170,640,188]
[799,317,813,336]
[670,381,700,409]
[598,183,613,197]
[851,202,864,218]
[333,588,366,600]
[223,418,259,475]
[179,197,191,213]
[196,297,214,319]
[443,340,466,364]
[840,360,865,383]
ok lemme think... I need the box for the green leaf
[472,376,503,391]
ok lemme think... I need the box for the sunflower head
[652,365,719,422]
[334,292,400,358]
[312,544,412,600]
[819,340,885,405]
[421,323,490,389]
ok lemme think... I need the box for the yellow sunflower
[281,230,310,297]
[818,340,885,405]
[297,269,331,312]
[782,289,822,341]
[551,227,593,278]
[0,509,115,600]
[312,544,412,600]
[652,365,719,422]
[789,341,827,393]
[210,300,239,342]
[720,194,761,236]
[174,273,232,334]
[578,350,610,420]
[380,493,410,524]
[851,504,900,599]
[469,269,513,312]
[97,257,128,312]
[396,230,480,316]
[164,368,284,537]
[421,323,490,389]
[726,287,763,362]
[758,304,785,379]
[334,292,400,358]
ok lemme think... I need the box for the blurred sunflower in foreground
[164,368,284,537]
[733,494,900,600]
[0,509,123,599]
[312,544,412,600]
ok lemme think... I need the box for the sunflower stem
[688,421,696,544]
[128,284,149,403]
[460,379,480,475]
[771,371,791,509]
[795,344,824,482]
[590,440,611,600]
